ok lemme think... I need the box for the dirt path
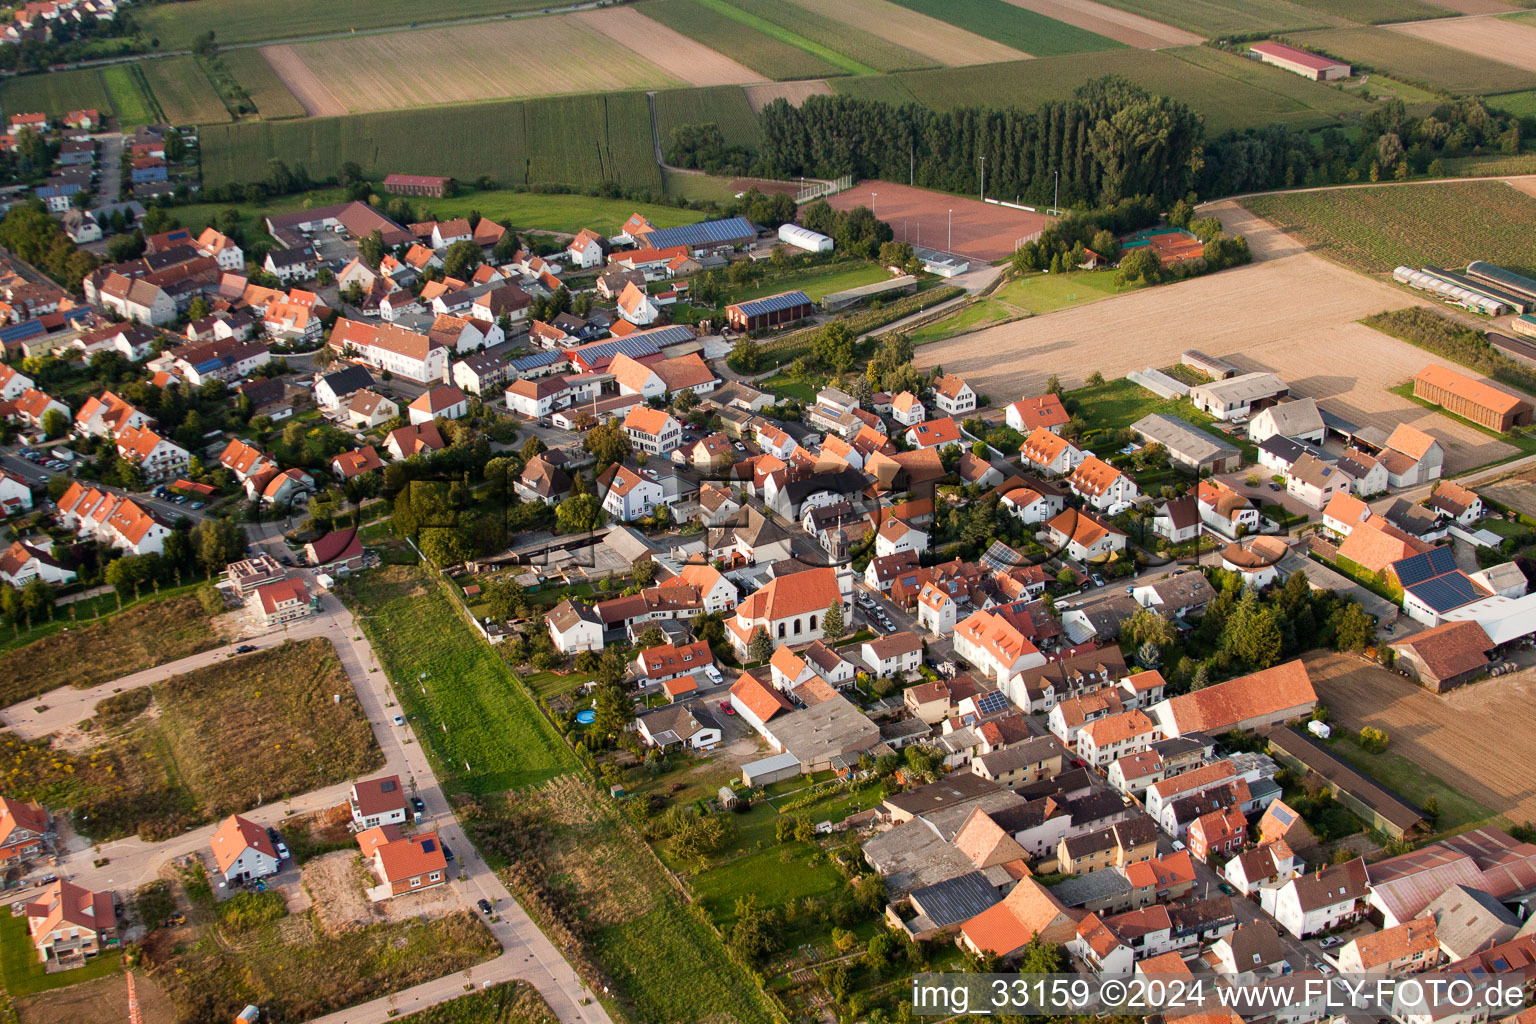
[16,970,176,1024]
[574,8,766,86]
[1304,651,1536,826]
[997,0,1202,48]
[260,44,347,117]
[745,80,833,112]
[787,0,1031,65]
[1390,16,1536,72]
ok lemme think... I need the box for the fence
[795,173,853,204]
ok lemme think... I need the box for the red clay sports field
[824,180,1054,263]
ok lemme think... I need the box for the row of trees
[759,78,1205,208]
[0,203,98,295]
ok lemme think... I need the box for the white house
[890,391,925,427]
[874,517,928,559]
[600,464,665,522]
[210,814,280,883]
[616,281,660,326]
[1260,857,1368,938]
[624,406,682,455]
[953,608,1046,685]
[725,566,851,658]
[1247,398,1325,445]
[349,776,409,830]
[1021,428,1085,476]
[1000,485,1059,525]
[567,228,605,268]
[861,631,923,678]
[0,540,74,586]
[1046,509,1127,562]
[931,374,976,417]
[115,424,189,483]
[407,385,469,425]
[546,599,603,653]
[1068,456,1139,512]
[329,319,448,386]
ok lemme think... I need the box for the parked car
[234,644,258,654]
[275,841,290,859]
[477,898,492,914]
[392,714,405,726]
[1268,482,1281,491]
[1091,573,1105,587]
[442,844,454,862]
[1319,936,1344,949]
[718,700,735,716]
[411,796,425,817]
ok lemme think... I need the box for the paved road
[15,564,610,1024]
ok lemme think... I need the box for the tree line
[756,78,1205,208]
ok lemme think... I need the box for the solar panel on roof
[734,290,812,318]
[641,217,755,251]
[1407,572,1485,613]
[975,691,1009,716]
[1394,546,1458,586]
[420,839,436,852]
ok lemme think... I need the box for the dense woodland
[756,79,1207,209]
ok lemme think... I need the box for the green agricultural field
[833,46,1370,134]
[722,0,937,71]
[1091,0,1343,36]
[909,297,1016,344]
[0,67,113,120]
[692,0,872,74]
[1289,0,1454,23]
[220,49,307,119]
[139,56,231,124]
[1489,89,1536,120]
[655,84,764,150]
[725,262,893,304]
[642,0,846,80]
[137,0,555,48]
[391,982,555,1024]
[199,91,661,190]
[662,168,745,200]
[1244,180,1536,277]
[341,566,576,794]
[886,0,1122,55]
[1285,26,1536,94]
[101,65,158,126]
[992,269,1131,313]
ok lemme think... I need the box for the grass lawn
[1329,734,1495,833]
[0,913,121,998]
[758,372,824,404]
[0,589,220,705]
[689,842,844,926]
[340,566,576,794]
[727,262,893,305]
[909,298,1017,345]
[991,269,1132,314]
[520,669,594,700]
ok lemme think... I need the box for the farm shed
[1466,262,1536,305]
[383,173,452,198]
[1511,315,1536,341]
[778,223,833,253]
[726,290,815,332]
[1264,727,1425,839]
[1182,350,1237,379]
[1393,267,1510,317]
[1131,413,1241,473]
[1413,364,1532,432]
[1127,367,1187,399]
[1189,372,1287,420]
[742,751,802,787]
[637,216,757,254]
[1247,41,1349,81]
[1426,267,1532,315]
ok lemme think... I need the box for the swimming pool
[575,709,596,725]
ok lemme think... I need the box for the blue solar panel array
[975,690,1009,716]
[1406,572,1485,613]
[1392,546,1458,586]
[0,320,45,345]
[640,217,755,251]
[509,351,561,372]
[631,324,697,347]
[568,336,660,364]
[733,290,812,319]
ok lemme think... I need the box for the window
[793,619,802,635]
[411,877,422,887]
[777,623,785,638]
[809,614,818,630]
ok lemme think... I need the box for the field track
[575,8,766,86]
[825,180,1053,262]
[787,0,1030,65]
[1391,15,1536,72]
[914,202,1517,473]
[1305,651,1536,826]
[261,45,346,116]
[998,0,1202,47]
[744,79,832,111]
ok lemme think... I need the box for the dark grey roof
[1050,869,1133,909]
[1392,545,1459,586]
[641,216,756,250]
[267,246,312,268]
[732,290,812,318]
[909,871,1003,929]
[319,365,375,395]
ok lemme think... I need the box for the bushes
[1365,307,1536,401]
[217,889,288,931]
[741,286,963,371]
[1359,726,1390,753]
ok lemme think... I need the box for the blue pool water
[575,710,596,725]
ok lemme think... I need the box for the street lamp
[948,209,952,252]
[871,191,878,219]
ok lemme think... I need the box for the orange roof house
[960,878,1076,957]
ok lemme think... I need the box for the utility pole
[948,209,952,251]
[1054,170,1060,216]
[910,141,914,186]
[979,154,985,202]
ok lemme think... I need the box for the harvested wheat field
[1391,16,1536,73]
[745,79,833,112]
[260,45,346,117]
[264,18,683,114]
[788,0,1031,65]
[575,8,766,86]
[999,0,1201,47]
[1305,650,1536,827]
[916,206,1516,473]
[1473,465,1536,517]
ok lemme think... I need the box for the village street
[0,569,611,1024]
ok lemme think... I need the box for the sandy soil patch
[16,971,176,1024]
[1474,465,1536,517]
[575,8,766,86]
[744,79,833,112]
[1390,16,1536,73]
[269,18,683,114]
[1505,177,1536,200]
[998,0,1201,47]
[916,208,1515,473]
[260,45,346,117]
[1305,650,1536,825]
[788,0,1031,65]
[303,849,460,935]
